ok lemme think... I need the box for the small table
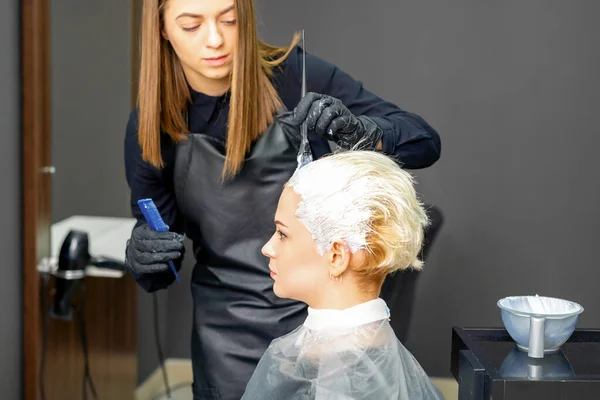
[451,327,600,400]
[37,215,137,278]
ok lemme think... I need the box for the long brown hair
[137,0,299,178]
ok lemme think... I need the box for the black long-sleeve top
[124,45,441,292]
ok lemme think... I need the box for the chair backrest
[421,204,445,263]
[381,204,444,342]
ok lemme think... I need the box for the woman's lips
[204,54,229,66]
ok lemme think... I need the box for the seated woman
[242,150,444,400]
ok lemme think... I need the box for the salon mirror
[23,0,142,398]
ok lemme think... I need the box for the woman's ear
[327,240,351,277]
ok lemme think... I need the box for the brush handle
[300,30,307,139]
[297,29,313,168]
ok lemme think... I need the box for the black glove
[124,223,185,275]
[279,92,383,150]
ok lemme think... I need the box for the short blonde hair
[287,150,430,287]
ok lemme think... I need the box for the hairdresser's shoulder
[280,45,341,94]
[125,108,139,136]
[125,108,143,151]
[124,108,142,160]
[125,108,161,143]
[124,108,177,173]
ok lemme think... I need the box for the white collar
[303,298,391,331]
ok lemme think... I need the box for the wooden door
[22,0,140,399]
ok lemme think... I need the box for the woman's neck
[308,280,378,310]
[184,69,230,97]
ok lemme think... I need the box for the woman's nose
[261,235,276,258]
[205,22,224,48]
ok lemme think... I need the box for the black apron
[173,113,308,400]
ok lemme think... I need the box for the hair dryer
[50,229,125,320]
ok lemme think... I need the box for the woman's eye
[277,229,287,240]
[182,25,200,32]
[221,19,236,26]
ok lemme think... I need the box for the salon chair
[380,204,444,343]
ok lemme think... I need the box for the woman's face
[262,187,330,304]
[162,0,237,93]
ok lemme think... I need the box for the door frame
[22,0,51,399]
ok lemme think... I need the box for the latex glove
[279,92,383,149]
[124,223,185,275]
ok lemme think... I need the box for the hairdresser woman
[124,0,440,399]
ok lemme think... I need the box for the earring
[329,272,342,283]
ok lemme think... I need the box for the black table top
[451,327,600,382]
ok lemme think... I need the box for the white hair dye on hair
[286,150,429,272]
[287,160,374,254]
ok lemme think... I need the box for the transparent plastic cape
[242,319,444,400]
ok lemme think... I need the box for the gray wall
[50,0,133,223]
[0,0,22,398]
[404,1,600,375]
[162,0,600,379]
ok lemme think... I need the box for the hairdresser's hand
[279,92,383,150]
[124,223,185,275]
